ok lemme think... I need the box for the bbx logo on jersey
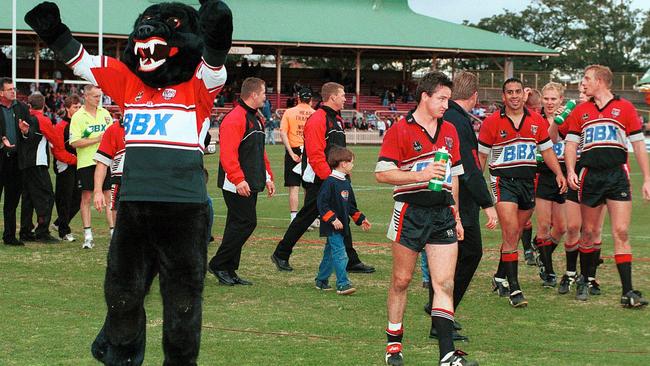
[584,125,618,144]
[123,112,173,136]
[502,143,536,162]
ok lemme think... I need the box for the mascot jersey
[67,47,226,203]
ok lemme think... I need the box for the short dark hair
[415,71,453,103]
[240,77,265,99]
[327,146,354,168]
[64,94,81,109]
[502,77,523,93]
[28,92,45,110]
[0,77,12,90]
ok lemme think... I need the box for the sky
[408,0,650,24]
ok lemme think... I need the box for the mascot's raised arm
[25,1,233,365]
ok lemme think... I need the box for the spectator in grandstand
[0,77,31,246]
[565,65,650,307]
[479,78,566,308]
[314,146,371,295]
[69,84,113,249]
[209,77,275,286]
[279,88,315,223]
[377,118,386,137]
[265,115,276,144]
[376,71,476,366]
[17,93,59,243]
[52,94,82,242]
[272,82,375,274]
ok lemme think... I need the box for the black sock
[495,257,506,279]
[502,252,520,292]
[589,247,601,280]
[615,254,633,295]
[386,327,403,354]
[579,250,594,281]
[428,281,434,308]
[536,237,555,275]
[564,241,579,273]
[521,227,533,252]
[431,309,455,361]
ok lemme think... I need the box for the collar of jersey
[499,106,530,118]
[331,170,346,180]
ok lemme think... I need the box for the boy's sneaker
[589,280,601,295]
[336,284,356,295]
[491,277,509,297]
[82,238,94,249]
[575,276,589,301]
[61,234,75,242]
[307,219,320,231]
[509,290,528,308]
[558,274,575,295]
[315,280,332,291]
[524,249,536,266]
[440,350,479,366]
[385,344,403,366]
[621,290,649,308]
[542,273,557,288]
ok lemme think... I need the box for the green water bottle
[554,99,576,125]
[427,147,448,192]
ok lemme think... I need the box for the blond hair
[584,64,613,88]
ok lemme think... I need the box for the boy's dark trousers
[273,182,361,265]
[91,201,209,366]
[209,190,258,272]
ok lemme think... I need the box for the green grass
[1,144,649,365]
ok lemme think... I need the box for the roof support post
[430,53,437,70]
[504,57,514,79]
[35,41,40,87]
[115,40,121,60]
[355,49,361,111]
[276,47,282,109]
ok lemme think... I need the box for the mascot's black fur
[26,1,232,365]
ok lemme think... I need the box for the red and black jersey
[478,107,553,179]
[375,111,464,207]
[217,99,273,193]
[538,112,571,174]
[566,96,642,170]
[94,122,126,185]
[303,106,346,184]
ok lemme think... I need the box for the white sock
[110,228,114,237]
[84,228,92,240]
[566,271,576,277]
[387,322,402,332]
[290,211,297,222]
[441,351,455,362]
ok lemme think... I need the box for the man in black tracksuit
[209,77,276,286]
[271,82,374,274]
[427,72,498,340]
[0,77,32,246]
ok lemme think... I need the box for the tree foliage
[464,0,649,72]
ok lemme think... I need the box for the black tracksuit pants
[21,166,55,237]
[453,223,483,309]
[209,190,258,272]
[54,166,81,237]
[0,155,23,242]
[91,201,209,366]
[273,182,361,266]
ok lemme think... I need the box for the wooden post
[35,41,40,87]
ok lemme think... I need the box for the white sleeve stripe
[69,47,101,86]
[66,45,84,66]
[451,165,464,177]
[478,144,491,154]
[196,62,227,91]
[375,160,398,172]
[628,132,644,142]
[538,140,553,151]
[565,134,581,143]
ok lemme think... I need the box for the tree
[463,0,649,72]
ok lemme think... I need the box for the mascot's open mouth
[133,37,179,72]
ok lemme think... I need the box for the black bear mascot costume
[25,1,232,364]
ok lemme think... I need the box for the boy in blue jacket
[316,146,371,295]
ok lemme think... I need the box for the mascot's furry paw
[24,1,70,45]
[199,0,233,51]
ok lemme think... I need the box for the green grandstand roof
[3,0,558,57]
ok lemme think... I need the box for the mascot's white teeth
[134,37,167,57]
[139,57,166,72]
[134,37,169,72]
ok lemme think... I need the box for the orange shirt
[280,102,314,148]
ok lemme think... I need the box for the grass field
[1,144,649,365]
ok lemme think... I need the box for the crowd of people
[2,63,649,366]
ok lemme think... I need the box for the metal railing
[475,70,643,91]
